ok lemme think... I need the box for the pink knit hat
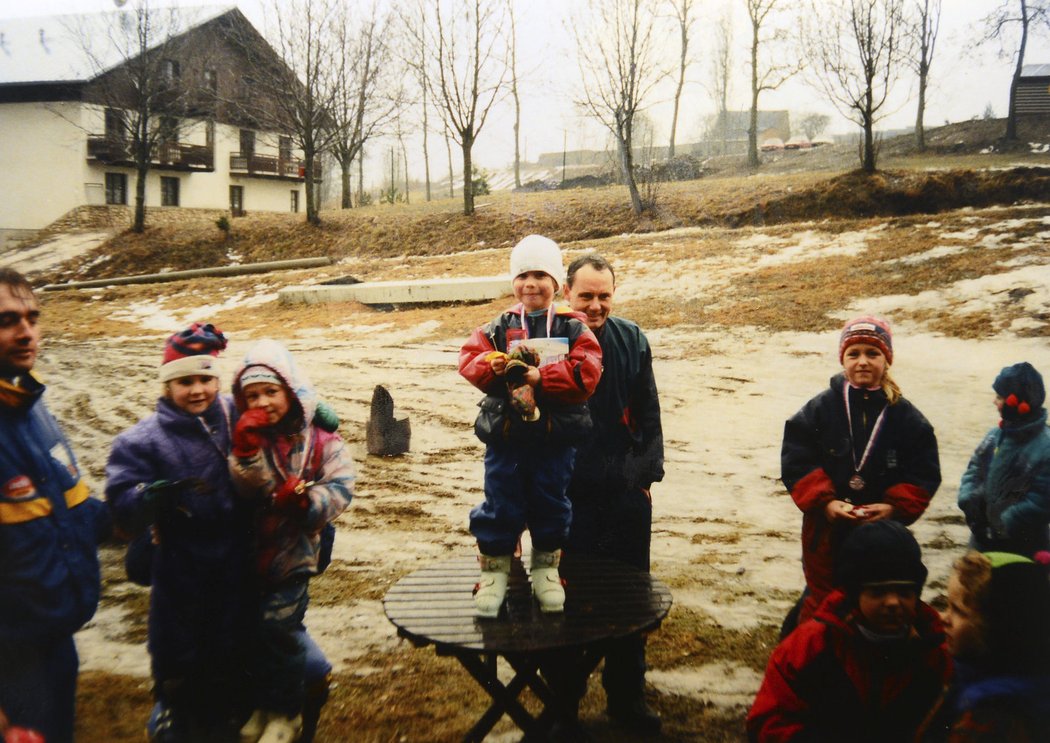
[839,316,893,365]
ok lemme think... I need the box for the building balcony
[87,136,214,172]
[229,152,321,181]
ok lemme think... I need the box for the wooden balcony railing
[229,152,321,181]
[87,136,214,171]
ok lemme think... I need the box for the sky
[2,0,1049,187]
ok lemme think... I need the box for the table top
[383,553,673,654]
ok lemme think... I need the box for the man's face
[0,283,40,376]
[565,264,615,332]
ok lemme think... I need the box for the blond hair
[883,368,902,405]
[953,550,993,621]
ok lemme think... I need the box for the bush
[471,167,491,196]
[215,215,230,238]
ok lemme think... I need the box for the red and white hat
[159,323,227,382]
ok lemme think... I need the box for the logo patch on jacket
[3,474,36,500]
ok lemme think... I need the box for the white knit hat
[509,235,564,289]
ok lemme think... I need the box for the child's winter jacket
[229,340,354,585]
[958,409,1050,555]
[747,590,951,743]
[105,393,251,680]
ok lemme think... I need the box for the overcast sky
[3,0,1049,186]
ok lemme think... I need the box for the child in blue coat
[106,324,253,742]
[959,362,1050,556]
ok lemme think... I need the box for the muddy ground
[12,188,1050,741]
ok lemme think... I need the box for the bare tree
[667,0,696,159]
[798,111,831,139]
[76,4,203,233]
[330,2,399,209]
[428,0,509,216]
[910,0,941,150]
[399,0,434,201]
[802,0,909,172]
[575,0,667,215]
[233,0,343,224]
[509,2,523,188]
[746,0,802,168]
[982,0,1050,141]
[709,10,733,155]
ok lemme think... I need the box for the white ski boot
[474,554,512,618]
[530,549,565,613]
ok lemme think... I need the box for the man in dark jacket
[0,268,108,743]
[561,253,665,733]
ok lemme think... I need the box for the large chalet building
[0,7,316,244]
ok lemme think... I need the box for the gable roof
[0,5,235,86]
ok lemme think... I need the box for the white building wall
[0,102,306,231]
[0,102,97,231]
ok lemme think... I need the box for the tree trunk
[1006,0,1029,141]
[617,125,642,215]
[446,135,454,198]
[133,162,147,233]
[915,73,927,151]
[670,19,687,159]
[304,152,320,225]
[340,157,352,209]
[401,136,410,205]
[357,149,364,206]
[461,132,475,216]
[863,120,876,173]
[748,19,760,168]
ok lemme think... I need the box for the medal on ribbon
[843,381,886,494]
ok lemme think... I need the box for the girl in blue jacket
[106,324,252,742]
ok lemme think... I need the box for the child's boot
[474,554,512,618]
[530,549,565,613]
[239,710,269,743]
[257,714,302,743]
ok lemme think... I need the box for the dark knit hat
[982,552,1050,673]
[159,323,227,382]
[993,362,1045,422]
[839,316,893,365]
[834,521,927,595]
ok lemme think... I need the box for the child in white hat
[459,235,602,616]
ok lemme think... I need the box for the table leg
[455,652,546,742]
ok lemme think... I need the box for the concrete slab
[279,275,511,305]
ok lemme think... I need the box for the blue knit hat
[993,362,1045,422]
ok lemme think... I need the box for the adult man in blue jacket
[0,268,107,743]
[563,254,665,734]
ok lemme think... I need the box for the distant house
[0,7,316,243]
[1017,64,1050,116]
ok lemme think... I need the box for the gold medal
[849,474,865,490]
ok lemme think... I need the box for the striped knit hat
[159,323,227,382]
[839,316,893,365]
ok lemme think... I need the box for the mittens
[273,476,310,514]
[232,408,271,457]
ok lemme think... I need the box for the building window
[204,68,217,92]
[239,129,255,157]
[205,120,215,148]
[161,176,180,207]
[290,190,299,213]
[279,136,292,162]
[158,116,179,145]
[162,59,180,83]
[105,173,127,205]
[230,185,244,216]
[104,108,125,141]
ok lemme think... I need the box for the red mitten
[232,408,270,457]
[273,476,309,513]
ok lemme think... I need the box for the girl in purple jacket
[105,324,253,741]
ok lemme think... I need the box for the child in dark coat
[747,521,951,743]
[958,362,1050,556]
[459,235,602,616]
[781,316,941,627]
[106,324,252,741]
[920,550,1050,742]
